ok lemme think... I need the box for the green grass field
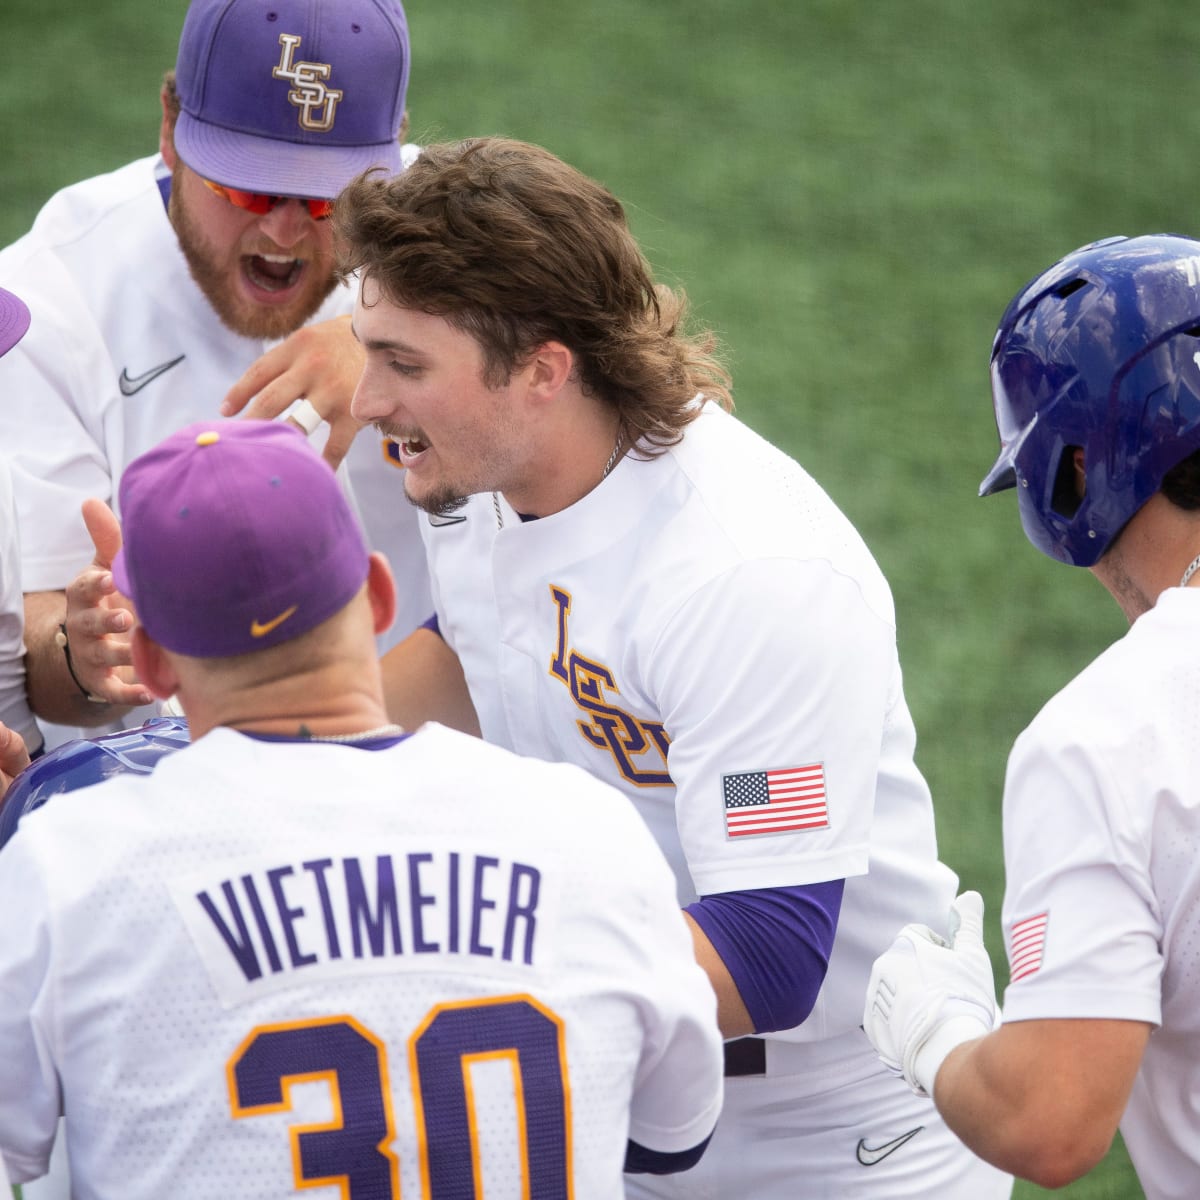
[6,1,1188,1194]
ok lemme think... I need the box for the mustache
[374,421,413,441]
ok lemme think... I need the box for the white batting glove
[863,890,998,1098]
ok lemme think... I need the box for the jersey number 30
[227,994,572,1199]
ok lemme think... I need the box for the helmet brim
[978,456,1017,497]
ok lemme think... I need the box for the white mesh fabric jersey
[0,455,39,751]
[1000,586,1200,1200]
[0,724,722,1199]
[422,401,959,1047]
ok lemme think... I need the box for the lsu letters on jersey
[0,724,722,1199]
[421,402,1010,1197]
[424,401,958,1041]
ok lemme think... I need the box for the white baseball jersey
[425,401,957,1040]
[421,403,1010,1196]
[0,723,722,1199]
[999,586,1200,1200]
[0,454,40,752]
[0,155,431,744]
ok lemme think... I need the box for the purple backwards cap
[112,421,369,658]
[0,287,31,358]
[173,0,410,199]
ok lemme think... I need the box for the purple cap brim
[174,115,403,198]
[0,288,31,358]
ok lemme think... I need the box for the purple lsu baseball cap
[173,0,410,199]
[112,420,369,658]
[0,287,31,358]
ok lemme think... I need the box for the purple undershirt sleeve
[685,880,844,1033]
[420,613,440,637]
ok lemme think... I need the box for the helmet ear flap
[1050,444,1084,520]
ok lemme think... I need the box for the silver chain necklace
[304,723,406,743]
[493,435,623,530]
[1181,553,1200,588]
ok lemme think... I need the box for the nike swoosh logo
[250,605,298,638]
[427,512,467,527]
[855,1127,923,1166]
[119,354,186,396]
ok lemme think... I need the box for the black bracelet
[55,623,107,705]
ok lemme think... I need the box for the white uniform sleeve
[0,263,119,591]
[648,556,892,895]
[616,807,724,1153]
[0,837,64,1181]
[0,458,40,749]
[999,718,1163,1026]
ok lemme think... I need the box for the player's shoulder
[1042,600,1177,715]
[1012,620,1163,785]
[2,156,159,263]
[671,400,804,482]
[405,722,655,842]
[651,404,894,617]
[0,158,168,335]
[669,403,875,550]
[404,720,609,790]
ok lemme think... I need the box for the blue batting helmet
[0,716,190,849]
[979,234,1200,566]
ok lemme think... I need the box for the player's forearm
[23,591,123,726]
[931,1021,1130,1188]
[924,1036,1046,1179]
[683,912,755,1037]
[381,625,481,736]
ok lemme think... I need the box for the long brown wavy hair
[335,137,732,453]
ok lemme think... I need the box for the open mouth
[243,253,304,293]
[386,433,430,467]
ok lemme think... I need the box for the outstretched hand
[863,890,998,1097]
[220,314,367,469]
[61,499,154,709]
[0,722,31,799]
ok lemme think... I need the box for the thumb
[949,890,985,947]
[82,498,123,570]
[0,721,31,789]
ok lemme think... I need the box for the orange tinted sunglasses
[201,177,334,220]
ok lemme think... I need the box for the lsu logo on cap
[272,34,343,132]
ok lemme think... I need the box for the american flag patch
[722,764,828,838]
[1009,912,1048,982]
